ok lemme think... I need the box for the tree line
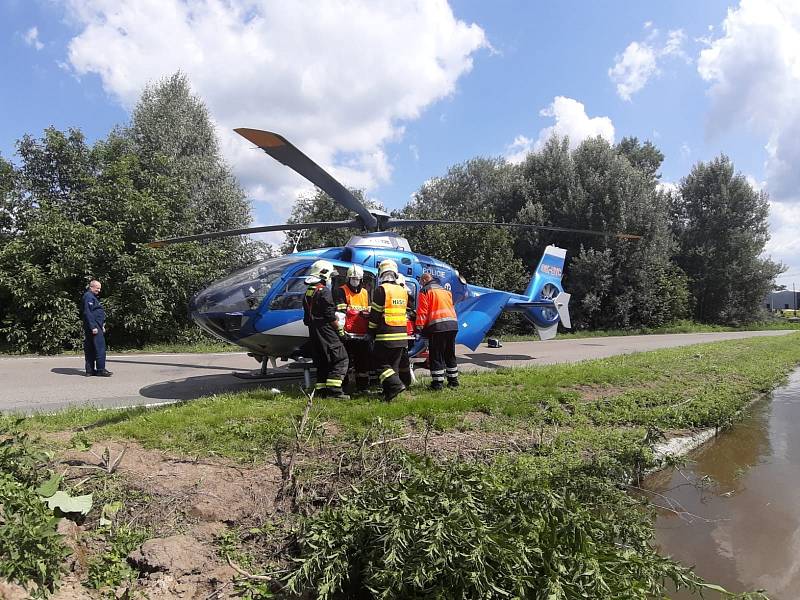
[0,73,784,353]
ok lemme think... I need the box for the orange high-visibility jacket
[335,284,370,334]
[415,282,458,334]
[335,285,369,311]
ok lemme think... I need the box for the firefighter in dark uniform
[396,274,415,388]
[81,279,113,377]
[415,273,459,390]
[302,260,349,399]
[368,259,408,401]
[333,265,371,394]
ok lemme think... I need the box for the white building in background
[764,290,799,312]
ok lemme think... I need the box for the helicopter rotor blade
[382,219,642,240]
[234,128,378,230]
[146,220,361,248]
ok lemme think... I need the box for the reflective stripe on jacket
[416,282,458,334]
[369,282,409,345]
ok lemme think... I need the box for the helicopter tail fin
[525,245,566,298]
[522,245,571,340]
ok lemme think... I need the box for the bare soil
[41,421,597,597]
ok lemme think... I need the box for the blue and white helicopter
[150,129,639,367]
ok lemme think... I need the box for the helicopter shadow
[139,372,305,402]
[458,352,535,370]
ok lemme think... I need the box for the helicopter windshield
[191,256,307,313]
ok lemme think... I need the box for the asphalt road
[0,330,793,414]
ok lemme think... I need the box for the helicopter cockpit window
[192,257,305,313]
[269,266,313,310]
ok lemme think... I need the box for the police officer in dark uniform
[303,260,349,399]
[81,279,112,377]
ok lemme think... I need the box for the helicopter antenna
[292,230,304,254]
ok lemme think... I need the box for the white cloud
[535,96,614,151]
[767,200,800,285]
[63,0,487,216]
[609,42,657,101]
[609,26,688,101]
[698,0,800,283]
[698,0,800,202]
[656,181,678,194]
[23,26,44,50]
[504,134,533,165]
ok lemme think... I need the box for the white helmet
[346,265,364,279]
[378,259,398,282]
[305,259,337,283]
[396,273,406,286]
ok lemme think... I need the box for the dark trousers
[374,343,405,399]
[83,330,106,374]
[344,339,371,391]
[309,326,349,391]
[428,330,458,386]
[399,347,412,387]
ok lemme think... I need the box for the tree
[520,136,688,329]
[127,72,254,238]
[0,74,267,353]
[615,137,664,182]
[671,156,784,324]
[400,157,529,293]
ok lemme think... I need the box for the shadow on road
[139,372,304,401]
[51,368,88,376]
[106,358,251,372]
[460,353,535,370]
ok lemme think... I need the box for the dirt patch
[61,441,283,525]
[571,384,627,402]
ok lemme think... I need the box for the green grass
[499,318,800,342]
[14,333,800,463]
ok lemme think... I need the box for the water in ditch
[646,368,800,599]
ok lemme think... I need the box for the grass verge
[16,333,800,464]
[500,318,800,342]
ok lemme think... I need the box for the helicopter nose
[189,287,245,343]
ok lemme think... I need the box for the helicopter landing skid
[233,358,315,389]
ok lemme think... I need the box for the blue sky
[2,0,798,287]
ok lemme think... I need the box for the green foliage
[0,74,265,353]
[672,156,785,324]
[0,422,68,595]
[85,524,148,590]
[0,419,50,487]
[400,157,529,293]
[285,456,714,599]
[0,474,69,596]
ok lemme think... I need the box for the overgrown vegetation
[0,422,68,596]
[85,524,149,590]
[286,454,762,599]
